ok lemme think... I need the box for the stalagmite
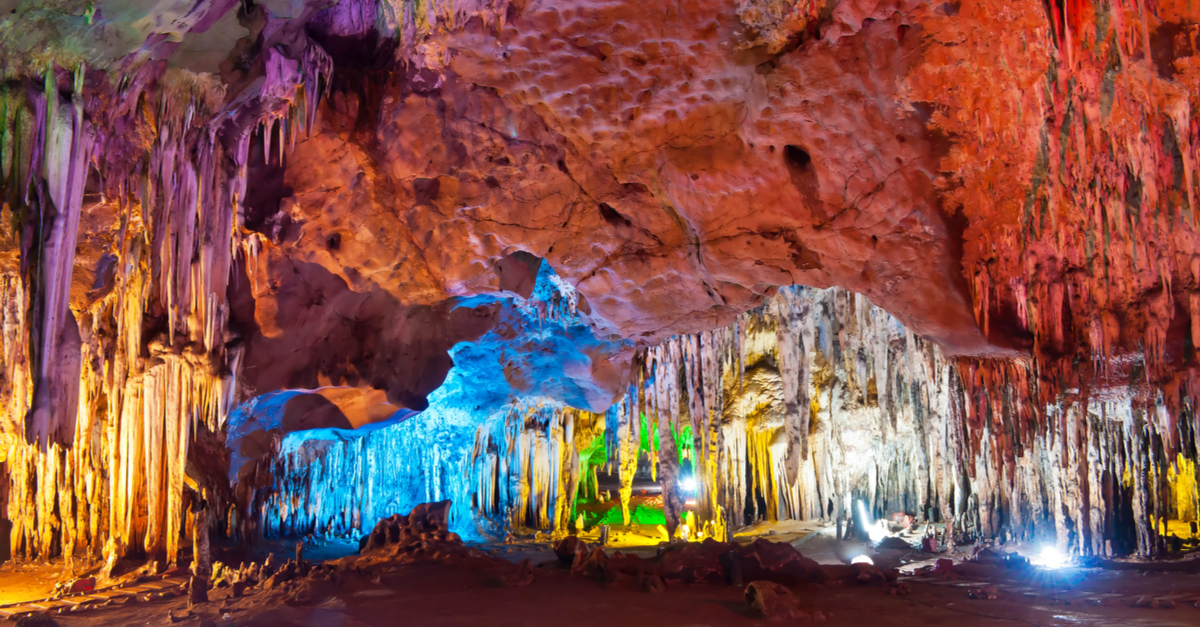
[192,491,211,578]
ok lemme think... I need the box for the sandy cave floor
[3,522,1200,626]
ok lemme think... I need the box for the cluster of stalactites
[5,346,235,569]
[251,398,605,542]
[901,3,1200,556]
[615,285,1200,557]
[913,1,1200,432]
[1,43,332,565]
[469,402,583,533]
[255,418,462,541]
[611,287,941,540]
[467,402,608,537]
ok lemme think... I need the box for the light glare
[857,500,887,543]
[1032,545,1068,569]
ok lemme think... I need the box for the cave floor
[5,532,1200,626]
[0,560,65,606]
[5,520,1200,626]
[19,556,1200,627]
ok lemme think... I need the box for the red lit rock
[745,580,801,621]
[67,578,95,594]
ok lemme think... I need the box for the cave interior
[1,0,1200,624]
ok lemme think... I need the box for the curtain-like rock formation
[1,23,332,566]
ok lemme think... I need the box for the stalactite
[1,44,332,564]
[602,285,1200,557]
[239,262,617,543]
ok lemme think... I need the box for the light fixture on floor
[857,500,886,543]
[1031,545,1069,569]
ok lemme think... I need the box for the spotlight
[1031,545,1069,569]
[850,554,875,565]
[679,476,697,493]
[856,500,886,543]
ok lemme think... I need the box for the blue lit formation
[227,261,630,542]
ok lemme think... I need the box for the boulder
[745,581,801,621]
[554,536,590,566]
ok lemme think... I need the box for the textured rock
[554,535,590,565]
[745,580,800,621]
[188,576,209,607]
[362,500,453,553]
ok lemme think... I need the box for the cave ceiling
[1,0,1198,423]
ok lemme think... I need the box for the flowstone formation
[0,0,1198,576]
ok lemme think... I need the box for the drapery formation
[626,287,1200,557]
[1,47,331,566]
